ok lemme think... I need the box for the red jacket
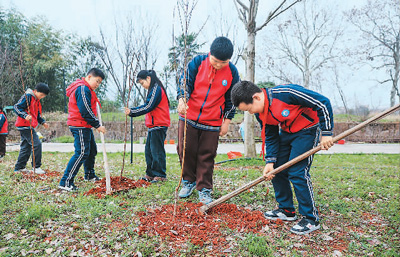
[0,111,8,134]
[14,89,44,128]
[145,87,170,128]
[66,78,100,128]
[178,54,239,128]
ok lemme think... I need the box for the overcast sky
[1,0,393,109]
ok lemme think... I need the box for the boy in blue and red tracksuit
[125,70,170,183]
[59,68,106,192]
[0,106,8,161]
[231,80,334,235]
[13,83,50,174]
[177,37,240,204]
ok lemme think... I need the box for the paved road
[6,142,400,154]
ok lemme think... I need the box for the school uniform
[256,84,334,221]
[128,83,170,178]
[0,110,8,157]
[60,78,101,187]
[13,89,45,170]
[177,53,239,190]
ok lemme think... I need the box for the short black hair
[35,83,50,95]
[87,68,105,80]
[231,80,262,107]
[210,36,234,61]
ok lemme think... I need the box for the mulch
[136,201,281,254]
[84,176,151,198]
[18,169,61,182]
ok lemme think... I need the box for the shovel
[199,103,400,214]
[96,103,112,195]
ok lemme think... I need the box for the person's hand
[263,163,275,181]
[96,126,106,134]
[25,115,32,121]
[43,123,50,129]
[177,98,189,115]
[219,119,231,136]
[124,107,131,116]
[320,136,334,150]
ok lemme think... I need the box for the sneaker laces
[199,189,212,198]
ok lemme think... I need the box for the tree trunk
[244,31,257,157]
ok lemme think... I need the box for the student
[0,106,8,161]
[13,83,50,174]
[59,68,106,191]
[231,80,334,235]
[125,70,170,183]
[177,36,240,204]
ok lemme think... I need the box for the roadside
[6,142,400,154]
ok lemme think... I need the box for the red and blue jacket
[0,111,8,135]
[128,83,170,129]
[66,78,101,129]
[256,84,334,163]
[177,54,239,131]
[14,89,45,130]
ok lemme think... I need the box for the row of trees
[0,9,108,111]
[1,0,399,157]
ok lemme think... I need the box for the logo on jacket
[222,80,228,86]
[281,109,290,117]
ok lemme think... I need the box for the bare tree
[260,1,343,90]
[233,0,301,157]
[211,0,245,66]
[347,0,400,107]
[97,13,159,106]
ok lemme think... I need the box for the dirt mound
[137,201,279,254]
[19,169,61,182]
[84,176,151,198]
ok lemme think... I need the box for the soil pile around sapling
[84,176,151,198]
[137,201,279,253]
[18,169,60,182]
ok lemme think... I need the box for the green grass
[0,152,398,256]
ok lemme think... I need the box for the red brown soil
[84,176,151,198]
[19,169,61,182]
[137,201,280,253]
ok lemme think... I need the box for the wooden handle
[200,104,400,213]
[97,103,112,194]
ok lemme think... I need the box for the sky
[1,0,394,109]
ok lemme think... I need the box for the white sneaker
[33,167,46,174]
[14,168,30,173]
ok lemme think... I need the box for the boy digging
[231,81,334,235]
[13,83,50,174]
[59,68,106,191]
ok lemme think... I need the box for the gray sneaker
[178,180,196,198]
[290,217,320,235]
[198,188,213,205]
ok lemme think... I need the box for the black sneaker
[84,174,101,182]
[59,184,79,192]
[264,208,297,221]
[290,217,320,235]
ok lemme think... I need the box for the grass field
[0,152,399,256]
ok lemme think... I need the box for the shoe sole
[290,224,320,235]
[264,214,297,221]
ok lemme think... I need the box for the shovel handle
[200,104,400,213]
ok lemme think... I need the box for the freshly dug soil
[19,169,61,182]
[84,176,151,198]
[137,201,279,254]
